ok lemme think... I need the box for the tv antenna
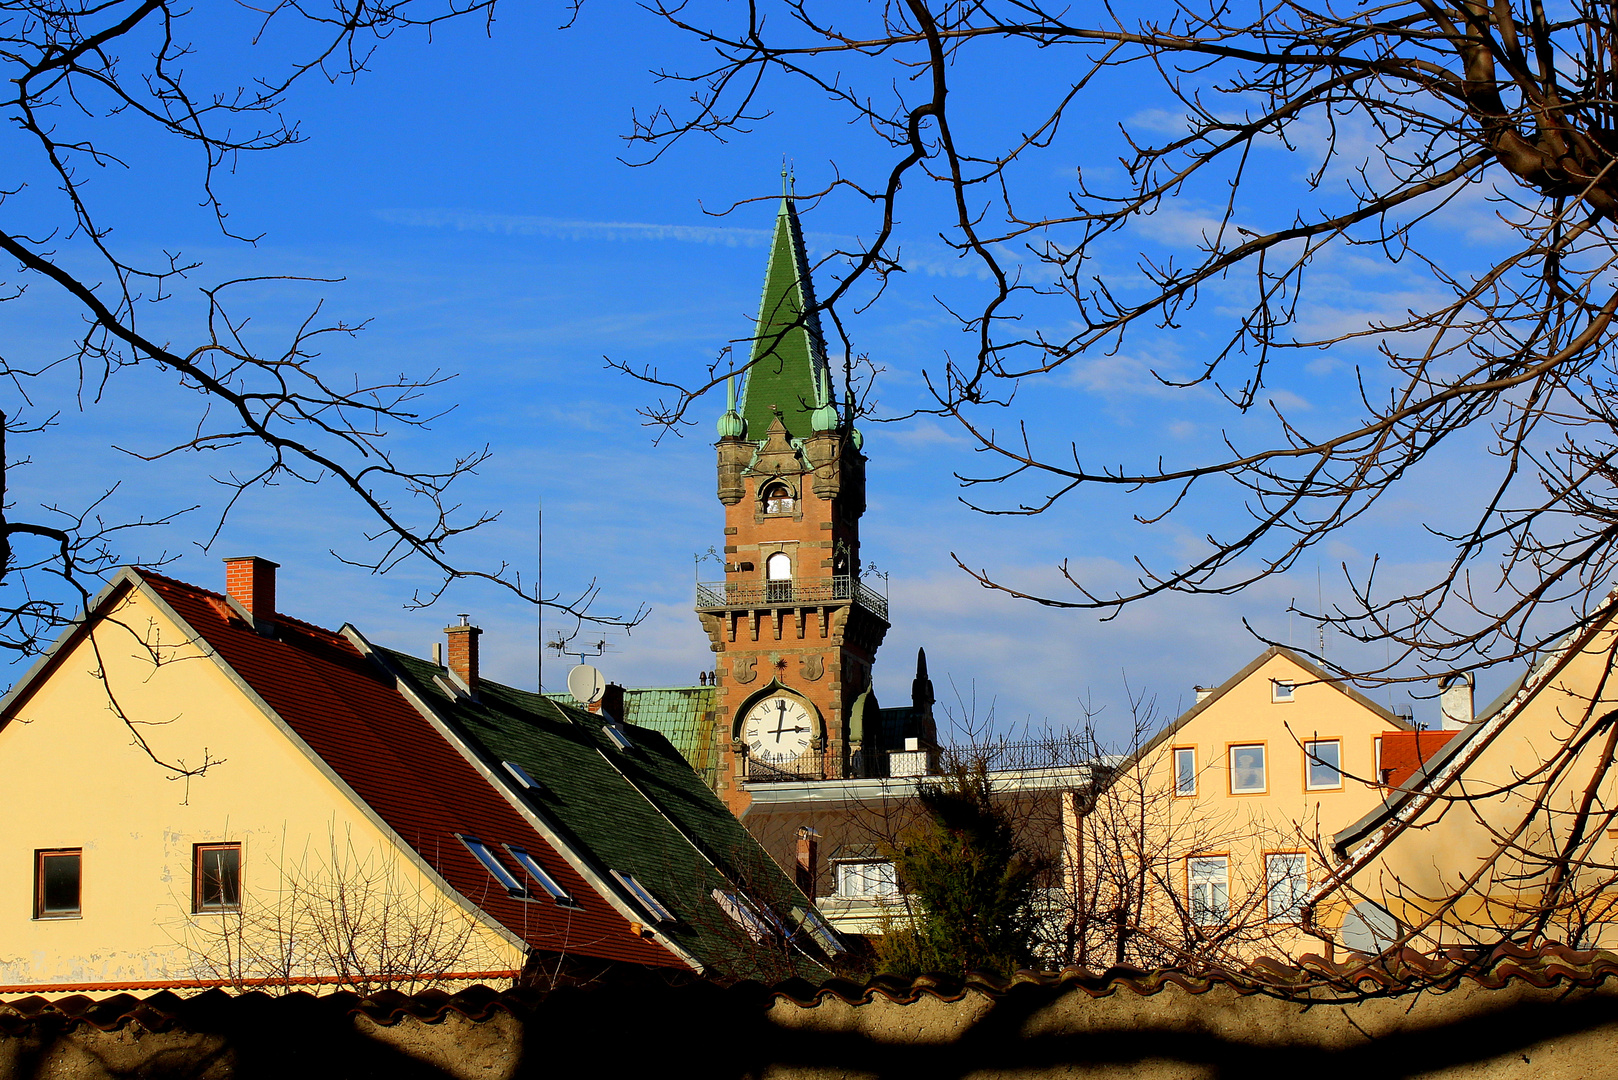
[549,635,610,667]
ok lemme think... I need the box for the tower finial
[782,157,790,197]
[717,372,746,439]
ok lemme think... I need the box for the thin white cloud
[377,208,774,247]
[379,208,1050,284]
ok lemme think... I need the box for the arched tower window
[765,552,793,602]
[762,482,795,515]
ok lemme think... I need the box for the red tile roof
[6,941,1618,1024]
[137,571,679,971]
[1379,729,1457,789]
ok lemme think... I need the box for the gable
[1121,647,1406,783]
[135,573,681,972]
[0,581,520,989]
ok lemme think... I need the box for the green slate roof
[618,685,718,789]
[386,650,831,983]
[737,197,836,442]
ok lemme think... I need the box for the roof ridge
[130,568,346,641]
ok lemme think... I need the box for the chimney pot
[222,556,279,626]
[1194,686,1213,704]
[444,619,483,698]
[1439,672,1475,730]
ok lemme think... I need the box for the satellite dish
[567,664,605,706]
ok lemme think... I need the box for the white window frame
[603,724,634,751]
[1304,739,1343,790]
[1188,856,1230,925]
[713,889,774,943]
[457,835,526,897]
[1266,852,1309,923]
[1272,680,1295,702]
[835,859,899,900]
[793,906,846,955]
[765,551,793,580]
[1228,743,1267,794]
[1172,746,1197,797]
[505,845,576,906]
[612,869,674,923]
[503,760,540,789]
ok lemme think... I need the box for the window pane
[1230,745,1266,793]
[1174,748,1196,796]
[39,852,80,915]
[1306,741,1342,789]
[1188,857,1229,924]
[838,861,898,899]
[1267,853,1308,922]
[198,846,241,909]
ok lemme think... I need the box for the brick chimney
[444,615,482,698]
[795,826,820,901]
[223,556,278,628]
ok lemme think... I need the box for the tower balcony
[695,575,889,623]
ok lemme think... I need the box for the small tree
[876,759,1044,977]
[174,831,507,995]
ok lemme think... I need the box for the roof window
[713,889,773,944]
[506,845,577,907]
[793,905,846,955]
[456,835,526,898]
[603,724,634,752]
[612,869,673,923]
[502,760,541,789]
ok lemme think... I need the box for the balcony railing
[742,755,825,784]
[695,575,889,622]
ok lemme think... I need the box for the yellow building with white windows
[1066,647,1411,966]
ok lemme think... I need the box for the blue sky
[4,3,1516,741]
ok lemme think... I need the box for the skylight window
[506,845,577,906]
[502,760,540,789]
[792,905,846,955]
[611,869,673,923]
[713,889,773,944]
[603,725,634,751]
[456,835,526,897]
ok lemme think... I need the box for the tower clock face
[742,694,816,766]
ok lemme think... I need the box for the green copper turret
[717,374,746,439]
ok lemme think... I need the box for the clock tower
[696,192,890,814]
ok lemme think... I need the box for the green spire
[737,194,833,442]
[717,373,746,439]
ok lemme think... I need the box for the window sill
[33,913,82,921]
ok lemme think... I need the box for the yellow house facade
[1069,647,1411,966]
[1312,603,1618,955]
[0,570,522,992]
